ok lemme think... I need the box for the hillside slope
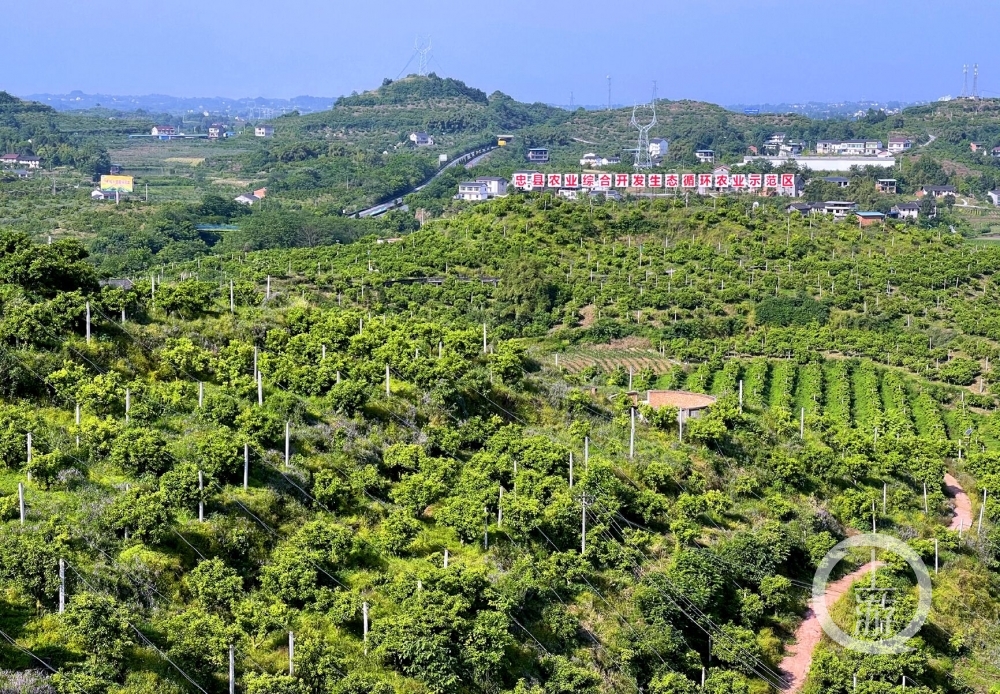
[2,199,1000,693]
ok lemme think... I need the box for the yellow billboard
[100,175,134,192]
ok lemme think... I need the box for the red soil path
[778,562,881,692]
[944,472,972,532]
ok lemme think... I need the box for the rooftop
[646,390,717,409]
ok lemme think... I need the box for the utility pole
[569,452,574,488]
[629,407,636,459]
[198,470,204,522]
[229,644,235,694]
[86,301,91,344]
[363,602,370,655]
[979,489,987,534]
[257,371,263,406]
[581,494,587,554]
[288,632,295,675]
[18,482,24,524]
[385,364,391,397]
[244,443,249,490]
[59,559,65,614]
[285,421,291,466]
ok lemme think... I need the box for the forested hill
[3,196,1000,693]
[0,92,110,174]
[273,75,569,142]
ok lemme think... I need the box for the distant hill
[726,99,924,119]
[21,91,335,117]
[0,91,109,174]
[278,75,569,142]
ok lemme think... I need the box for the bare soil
[778,562,882,692]
[944,472,973,532]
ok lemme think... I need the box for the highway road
[352,144,496,218]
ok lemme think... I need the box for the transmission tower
[963,64,968,98]
[631,99,657,169]
[973,63,979,99]
[415,36,433,77]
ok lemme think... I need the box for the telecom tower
[415,36,433,77]
[973,63,979,99]
[631,99,657,169]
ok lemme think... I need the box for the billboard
[100,175,134,193]
[509,171,800,192]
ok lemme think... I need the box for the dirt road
[778,562,881,692]
[944,472,973,532]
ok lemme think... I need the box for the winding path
[944,472,972,532]
[778,562,881,692]
[779,471,971,690]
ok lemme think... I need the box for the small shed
[645,390,717,421]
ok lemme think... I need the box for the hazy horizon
[4,0,995,106]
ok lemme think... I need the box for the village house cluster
[0,153,42,174]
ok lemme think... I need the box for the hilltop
[274,74,568,147]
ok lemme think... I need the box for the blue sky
[4,0,995,105]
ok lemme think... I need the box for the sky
[4,0,997,106]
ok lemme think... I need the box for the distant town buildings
[1,153,41,169]
[476,177,508,197]
[763,133,804,156]
[579,153,621,167]
[234,187,267,205]
[876,178,897,193]
[856,211,886,227]
[891,202,922,220]
[648,138,669,158]
[822,176,850,188]
[888,137,913,152]
[208,124,227,139]
[821,201,859,218]
[151,125,176,138]
[456,181,490,201]
[815,139,884,156]
[255,126,274,138]
[916,185,956,198]
[455,177,508,201]
[526,147,550,163]
[695,149,715,163]
[409,131,434,146]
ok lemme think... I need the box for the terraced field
[561,352,956,435]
